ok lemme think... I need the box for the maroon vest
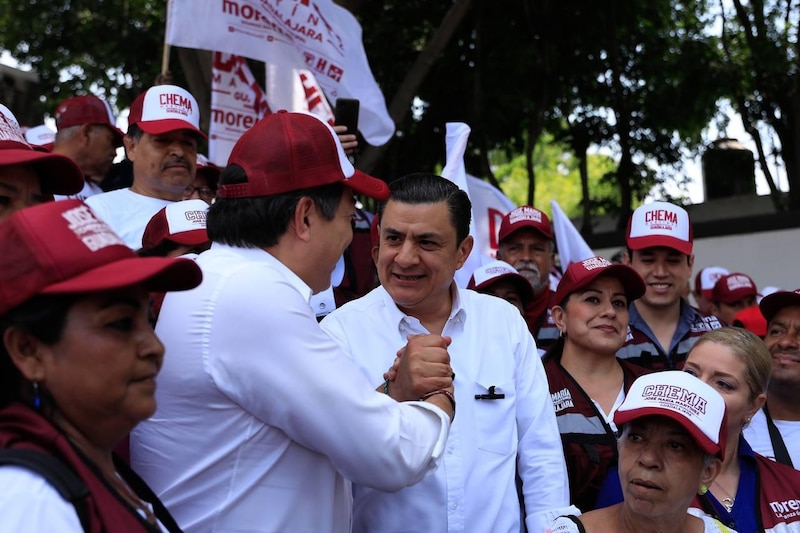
[0,402,174,532]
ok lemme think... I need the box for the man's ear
[290,196,316,243]
[454,236,474,270]
[3,328,46,383]
[123,135,137,162]
[622,250,632,265]
[80,124,94,146]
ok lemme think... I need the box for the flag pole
[161,43,171,75]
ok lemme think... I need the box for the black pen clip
[475,385,505,400]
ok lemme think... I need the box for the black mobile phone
[334,98,360,135]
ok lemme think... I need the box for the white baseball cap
[614,371,727,457]
[695,266,730,299]
[626,201,693,255]
[128,84,205,139]
[141,199,210,250]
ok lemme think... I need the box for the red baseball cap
[0,199,202,316]
[196,154,221,186]
[0,104,83,196]
[694,266,729,300]
[142,199,210,250]
[732,305,767,338]
[712,273,757,304]
[554,256,645,307]
[626,201,693,255]
[218,111,389,200]
[128,85,206,139]
[468,260,535,306]
[54,95,124,146]
[759,289,800,323]
[498,206,553,242]
[614,371,728,457]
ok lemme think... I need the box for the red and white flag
[209,53,269,166]
[166,0,394,145]
[265,63,334,124]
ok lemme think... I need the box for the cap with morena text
[498,206,553,242]
[759,289,800,323]
[712,273,757,305]
[626,201,693,255]
[218,111,389,200]
[128,85,206,139]
[468,260,535,306]
[695,266,729,300]
[0,200,202,316]
[54,95,124,146]
[142,199,210,251]
[553,256,646,307]
[0,103,83,196]
[614,371,728,457]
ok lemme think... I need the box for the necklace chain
[712,480,736,513]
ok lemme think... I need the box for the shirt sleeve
[0,467,84,532]
[513,314,576,533]
[205,268,450,492]
[544,515,585,533]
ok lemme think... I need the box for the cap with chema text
[626,201,693,255]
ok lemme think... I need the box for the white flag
[166,0,394,145]
[550,199,594,267]
[442,123,491,287]
[265,64,335,124]
[209,53,269,166]
[466,174,516,256]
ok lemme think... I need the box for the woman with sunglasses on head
[0,200,201,532]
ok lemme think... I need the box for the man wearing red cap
[743,289,800,469]
[86,85,204,249]
[0,103,83,222]
[692,265,729,315]
[52,95,124,201]
[618,201,721,370]
[130,111,455,533]
[496,205,561,354]
[709,272,758,325]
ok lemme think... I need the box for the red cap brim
[167,229,210,247]
[345,169,389,200]
[137,119,207,140]
[614,407,724,457]
[0,149,84,195]
[40,256,202,295]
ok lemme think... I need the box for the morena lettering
[211,109,256,129]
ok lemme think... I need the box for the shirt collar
[209,242,313,303]
[378,282,466,336]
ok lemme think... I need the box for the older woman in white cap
[0,199,201,531]
[542,256,648,511]
[547,371,730,532]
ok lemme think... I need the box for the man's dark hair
[378,172,472,245]
[207,163,345,248]
[126,123,144,142]
[0,294,80,409]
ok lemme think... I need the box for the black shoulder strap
[0,449,90,531]
[113,454,183,533]
[763,403,794,467]
[563,514,587,533]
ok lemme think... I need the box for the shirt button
[451,503,458,510]
[447,447,454,454]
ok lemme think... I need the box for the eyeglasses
[184,185,215,200]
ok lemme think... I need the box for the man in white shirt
[321,172,573,533]
[51,95,124,201]
[130,112,455,533]
[743,289,800,468]
[86,84,204,249]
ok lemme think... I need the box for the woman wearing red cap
[542,256,648,511]
[547,371,730,532]
[0,200,201,532]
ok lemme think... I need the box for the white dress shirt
[85,188,171,249]
[321,285,573,533]
[130,243,450,533]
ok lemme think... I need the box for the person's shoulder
[0,466,83,530]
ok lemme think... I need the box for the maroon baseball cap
[0,199,202,316]
[468,260,535,306]
[498,206,553,242]
[554,256,646,307]
[712,273,757,304]
[218,111,389,200]
[0,104,83,196]
[142,199,210,250]
[54,95,124,146]
[128,85,206,139]
[759,289,800,323]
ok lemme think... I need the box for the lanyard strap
[763,403,794,467]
